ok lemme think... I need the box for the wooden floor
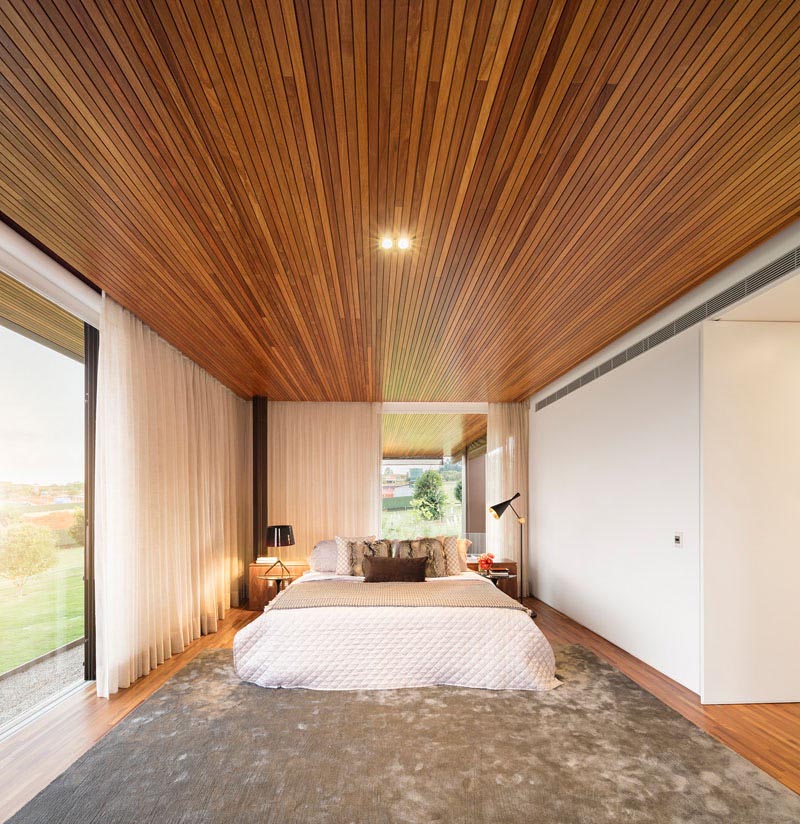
[1,601,798,821]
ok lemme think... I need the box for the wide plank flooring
[0,600,797,822]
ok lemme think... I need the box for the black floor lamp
[489,492,525,602]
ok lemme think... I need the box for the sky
[0,325,84,485]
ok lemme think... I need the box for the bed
[233,570,559,691]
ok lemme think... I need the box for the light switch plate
[673,532,684,548]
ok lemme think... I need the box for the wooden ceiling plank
[484,162,800,400]
[392,0,534,399]
[2,1,799,401]
[422,0,772,392]
[1,0,284,374]
[422,6,796,398]
[415,0,638,393]
[407,0,612,399]
[490,9,800,357]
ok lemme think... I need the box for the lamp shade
[489,492,521,520]
[266,524,295,548]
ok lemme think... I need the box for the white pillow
[335,535,377,575]
[309,539,338,573]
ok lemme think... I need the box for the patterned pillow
[357,539,393,576]
[456,538,472,572]
[335,535,376,575]
[437,535,461,576]
[394,539,419,560]
[409,537,448,578]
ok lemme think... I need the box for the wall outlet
[673,532,684,548]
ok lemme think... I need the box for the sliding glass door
[0,273,88,731]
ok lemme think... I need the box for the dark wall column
[83,323,98,681]
[252,396,268,563]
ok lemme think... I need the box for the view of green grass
[0,545,84,672]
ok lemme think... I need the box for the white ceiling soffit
[0,221,101,328]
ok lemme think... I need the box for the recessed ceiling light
[380,237,393,249]
[397,236,410,250]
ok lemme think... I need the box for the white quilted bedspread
[233,574,559,691]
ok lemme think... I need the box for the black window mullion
[83,323,98,681]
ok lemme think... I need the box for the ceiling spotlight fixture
[397,236,410,250]
[380,237,393,249]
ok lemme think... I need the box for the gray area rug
[9,645,800,823]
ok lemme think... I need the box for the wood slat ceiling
[382,413,486,459]
[0,271,84,360]
[1,1,799,400]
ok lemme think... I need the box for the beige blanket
[269,579,528,612]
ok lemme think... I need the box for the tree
[454,479,462,503]
[69,509,85,546]
[0,522,58,596]
[0,505,23,528]
[411,469,447,521]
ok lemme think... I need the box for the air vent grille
[535,245,799,412]
[596,359,614,377]
[674,305,707,334]
[646,323,675,349]
[705,281,747,316]
[625,340,646,360]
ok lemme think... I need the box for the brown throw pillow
[363,556,427,583]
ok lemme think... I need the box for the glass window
[0,296,85,733]
[380,413,486,548]
[381,457,465,539]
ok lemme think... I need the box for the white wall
[701,321,800,703]
[531,329,701,691]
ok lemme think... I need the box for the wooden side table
[467,560,518,599]
[248,562,309,611]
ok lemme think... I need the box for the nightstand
[248,562,309,610]
[466,560,518,599]
[257,573,293,594]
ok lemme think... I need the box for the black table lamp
[489,493,525,601]
[260,524,295,577]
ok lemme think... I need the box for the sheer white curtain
[95,296,252,697]
[486,402,530,594]
[268,402,382,561]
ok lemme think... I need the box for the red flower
[478,552,494,571]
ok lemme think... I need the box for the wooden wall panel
[1,1,798,400]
